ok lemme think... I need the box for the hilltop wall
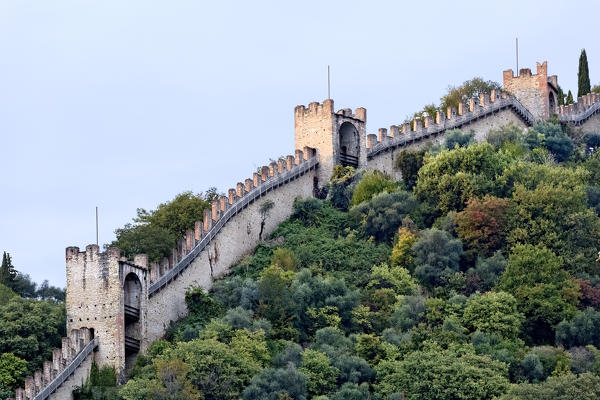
[143,151,318,345]
[559,93,600,133]
[364,92,531,180]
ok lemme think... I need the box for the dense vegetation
[106,120,600,399]
[0,253,66,399]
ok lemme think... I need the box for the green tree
[555,308,600,348]
[394,150,425,190]
[109,223,176,262]
[375,346,509,400]
[0,297,66,375]
[578,49,591,97]
[566,90,574,105]
[0,252,16,288]
[440,77,503,112]
[412,229,463,288]
[167,335,266,400]
[243,364,307,400]
[257,265,296,338]
[499,372,600,400]
[0,353,28,394]
[390,227,418,270]
[109,191,214,261]
[299,349,339,397]
[0,284,16,304]
[525,121,573,162]
[462,291,523,339]
[350,189,418,242]
[350,170,396,206]
[557,85,565,106]
[415,142,511,214]
[499,244,579,344]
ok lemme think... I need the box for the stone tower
[503,61,559,120]
[65,245,148,379]
[294,99,367,184]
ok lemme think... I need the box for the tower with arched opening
[294,99,366,184]
[66,246,148,380]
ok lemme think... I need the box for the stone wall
[48,352,94,400]
[145,165,317,344]
[365,95,530,180]
[13,328,95,400]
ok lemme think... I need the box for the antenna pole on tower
[96,206,99,246]
[516,37,519,73]
[327,65,331,99]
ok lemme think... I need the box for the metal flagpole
[328,65,331,99]
[516,37,519,73]
[96,206,99,246]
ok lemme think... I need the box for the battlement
[558,93,600,125]
[148,146,319,294]
[503,61,558,120]
[14,328,95,400]
[294,100,366,122]
[367,90,534,157]
[503,61,552,81]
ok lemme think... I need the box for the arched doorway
[549,92,556,114]
[339,122,359,167]
[124,273,142,355]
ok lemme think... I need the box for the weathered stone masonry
[16,60,600,400]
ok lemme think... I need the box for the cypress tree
[566,90,574,105]
[557,85,565,106]
[578,49,591,97]
[0,251,17,287]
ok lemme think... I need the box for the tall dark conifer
[0,251,17,287]
[578,49,591,97]
[566,90,574,105]
[557,85,565,106]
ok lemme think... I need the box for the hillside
[69,120,600,399]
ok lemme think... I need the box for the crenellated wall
[558,92,600,133]
[145,148,318,344]
[12,328,96,400]
[364,90,533,179]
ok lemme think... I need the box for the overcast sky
[1,0,598,287]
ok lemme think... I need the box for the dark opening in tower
[339,122,359,167]
[123,273,141,356]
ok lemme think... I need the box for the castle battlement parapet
[367,90,535,158]
[14,328,95,400]
[558,93,600,125]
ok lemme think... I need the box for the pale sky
[1,0,598,287]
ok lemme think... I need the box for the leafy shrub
[412,229,463,288]
[394,150,425,190]
[351,170,397,206]
[351,189,418,242]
